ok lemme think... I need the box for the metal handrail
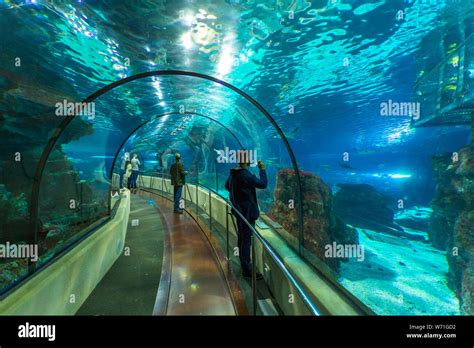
[149,171,320,316]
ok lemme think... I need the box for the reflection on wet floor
[148,193,236,315]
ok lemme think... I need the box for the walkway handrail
[149,171,319,316]
[198,181,320,316]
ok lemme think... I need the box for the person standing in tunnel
[130,153,141,193]
[225,159,267,280]
[119,151,130,190]
[170,153,187,214]
[124,159,133,190]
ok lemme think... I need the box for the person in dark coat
[225,159,267,279]
[170,153,187,214]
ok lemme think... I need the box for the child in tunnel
[225,159,267,280]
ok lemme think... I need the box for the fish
[262,159,289,169]
[315,164,332,172]
[285,126,299,139]
[339,162,354,170]
[352,147,381,155]
[271,126,299,140]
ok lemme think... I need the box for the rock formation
[430,145,473,315]
[0,70,107,291]
[267,169,357,272]
[333,183,403,235]
[394,207,432,232]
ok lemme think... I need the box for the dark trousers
[119,169,125,189]
[236,216,255,275]
[173,185,183,212]
[130,170,139,188]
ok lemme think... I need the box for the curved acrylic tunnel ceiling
[114,111,245,162]
[49,72,297,168]
[109,111,245,182]
[113,112,247,194]
[33,71,303,239]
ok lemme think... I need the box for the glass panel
[36,119,110,269]
[1,0,472,317]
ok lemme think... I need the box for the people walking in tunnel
[119,151,130,190]
[155,151,164,172]
[130,153,141,193]
[225,159,267,280]
[170,153,187,214]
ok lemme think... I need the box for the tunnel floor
[141,187,281,316]
[147,192,236,315]
[77,190,238,315]
[77,194,164,315]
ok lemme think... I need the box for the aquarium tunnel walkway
[74,170,305,316]
[73,177,363,316]
[77,191,242,315]
[0,173,372,316]
[0,71,375,316]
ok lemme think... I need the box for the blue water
[0,0,472,314]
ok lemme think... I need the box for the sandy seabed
[339,226,459,315]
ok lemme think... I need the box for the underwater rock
[1,143,107,258]
[394,206,432,232]
[430,145,474,315]
[430,152,467,249]
[267,169,357,271]
[453,210,474,315]
[0,258,29,290]
[0,80,96,257]
[0,185,30,243]
[332,184,404,235]
[42,225,65,249]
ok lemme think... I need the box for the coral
[267,169,357,272]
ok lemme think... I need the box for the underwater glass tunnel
[0,0,473,317]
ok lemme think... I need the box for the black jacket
[225,167,267,221]
[170,161,186,186]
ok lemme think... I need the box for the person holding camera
[225,159,267,280]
